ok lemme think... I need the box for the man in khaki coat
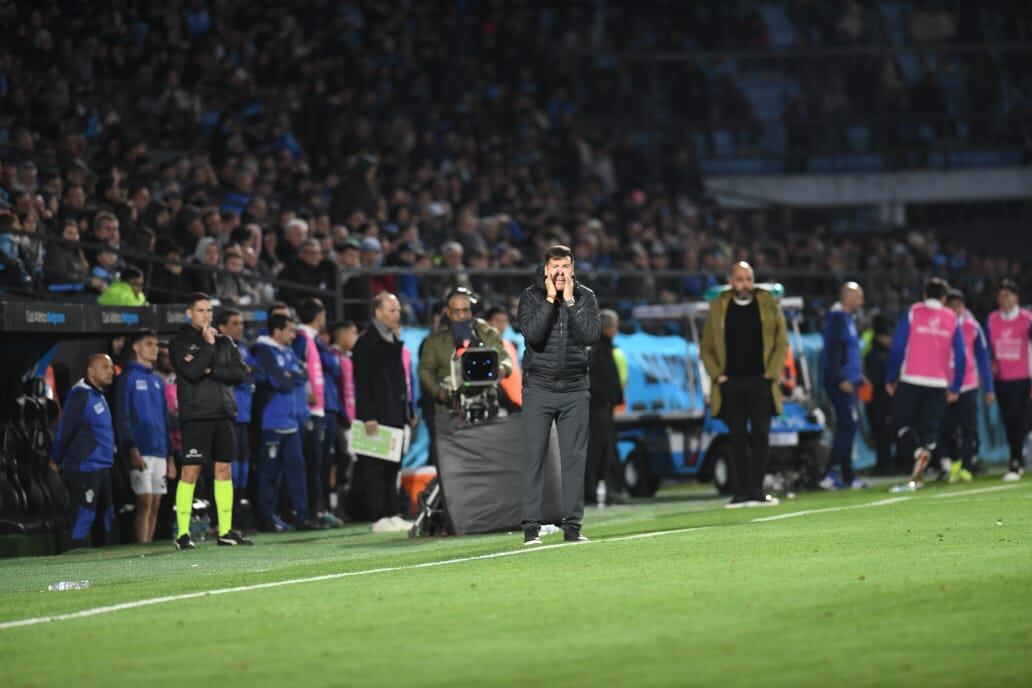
[701,262,789,508]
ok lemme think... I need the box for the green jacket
[700,289,789,416]
[418,318,513,413]
[97,280,148,307]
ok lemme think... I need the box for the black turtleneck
[725,297,764,378]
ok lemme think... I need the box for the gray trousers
[521,386,590,529]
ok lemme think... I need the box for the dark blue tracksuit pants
[303,415,327,516]
[259,429,308,524]
[64,468,114,548]
[827,386,859,483]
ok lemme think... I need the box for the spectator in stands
[98,265,148,306]
[278,218,309,266]
[90,244,121,290]
[44,219,105,298]
[148,240,187,305]
[51,354,117,549]
[360,237,394,297]
[115,330,173,544]
[351,292,411,531]
[0,211,34,292]
[187,237,220,296]
[278,238,337,311]
[215,245,260,306]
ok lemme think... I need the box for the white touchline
[749,496,912,523]
[1,483,1025,631]
[931,484,1021,498]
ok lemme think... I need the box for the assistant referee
[170,292,254,549]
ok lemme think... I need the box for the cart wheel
[709,443,733,495]
[624,447,660,498]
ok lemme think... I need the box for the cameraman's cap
[446,286,478,305]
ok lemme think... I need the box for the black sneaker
[217,529,255,546]
[563,527,588,543]
[175,533,196,550]
[523,526,541,546]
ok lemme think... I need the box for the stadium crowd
[1,0,1030,326]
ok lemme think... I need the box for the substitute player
[886,279,966,491]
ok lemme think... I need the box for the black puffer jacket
[170,324,248,423]
[517,265,601,391]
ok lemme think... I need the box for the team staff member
[51,354,117,549]
[585,309,624,505]
[518,245,600,545]
[254,314,312,531]
[169,292,253,549]
[115,330,174,543]
[352,292,413,532]
[820,282,867,490]
[701,262,788,509]
[986,279,1032,481]
[216,309,255,496]
[939,289,994,483]
[886,279,966,491]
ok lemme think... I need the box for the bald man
[821,282,867,489]
[701,262,789,508]
[51,354,117,548]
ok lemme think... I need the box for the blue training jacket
[822,304,863,388]
[253,335,309,431]
[317,336,343,415]
[114,361,170,458]
[52,379,115,471]
[234,340,257,423]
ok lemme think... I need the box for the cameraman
[418,288,513,419]
[518,245,600,545]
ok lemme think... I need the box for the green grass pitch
[1,480,1029,687]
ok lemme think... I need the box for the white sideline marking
[932,484,1021,498]
[1,484,1023,631]
[749,497,911,523]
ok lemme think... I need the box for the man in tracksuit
[517,245,600,545]
[886,278,967,490]
[51,354,117,549]
[820,282,867,490]
[169,292,253,549]
[294,298,327,523]
[253,313,311,531]
[115,330,174,543]
[986,278,1032,481]
[938,289,994,483]
[216,308,256,496]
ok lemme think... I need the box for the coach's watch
[564,298,576,307]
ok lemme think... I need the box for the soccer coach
[518,245,600,545]
[170,292,253,549]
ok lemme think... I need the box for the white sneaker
[1002,470,1023,482]
[372,517,396,533]
[390,516,412,532]
[849,479,869,490]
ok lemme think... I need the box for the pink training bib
[902,302,958,388]
[988,308,1032,381]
